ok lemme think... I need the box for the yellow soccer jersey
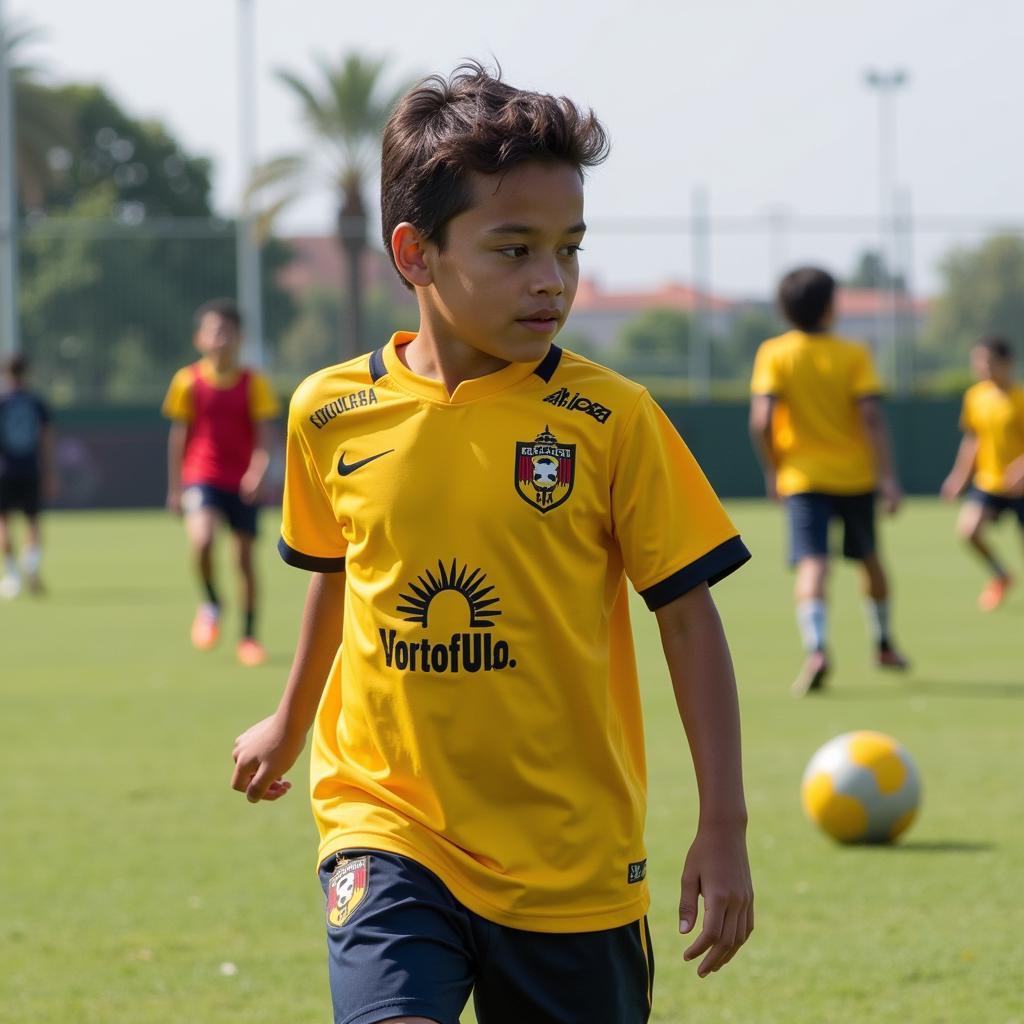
[960,381,1024,495]
[280,332,749,933]
[750,330,883,496]
[161,360,280,422]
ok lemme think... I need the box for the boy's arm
[231,570,345,803]
[941,433,978,500]
[748,394,778,500]
[240,421,274,503]
[857,397,902,514]
[655,583,753,978]
[166,422,187,513]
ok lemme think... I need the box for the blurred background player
[750,267,910,696]
[162,298,281,666]
[940,336,1024,610]
[0,354,55,599]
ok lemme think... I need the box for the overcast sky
[10,0,1023,296]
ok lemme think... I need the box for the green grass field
[3,501,1023,1023]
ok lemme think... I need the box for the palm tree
[2,19,72,208]
[249,53,413,360]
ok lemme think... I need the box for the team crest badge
[515,426,575,513]
[326,856,369,927]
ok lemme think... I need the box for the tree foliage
[922,234,1024,359]
[18,84,294,404]
[248,52,415,358]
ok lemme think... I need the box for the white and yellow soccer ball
[801,731,921,844]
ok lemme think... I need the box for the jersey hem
[316,832,650,933]
[639,535,751,611]
[278,536,346,572]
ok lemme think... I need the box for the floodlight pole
[0,0,20,357]
[236,0,264,366]
[864,67,908,392]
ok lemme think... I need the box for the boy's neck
[401,319,515,397]
[202,351,239,375]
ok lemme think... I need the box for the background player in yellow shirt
[750,267,909,696]
[230,63,753,1023]
[941,336,1024,610]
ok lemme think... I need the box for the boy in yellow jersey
[162,299,280,666]
[230,64,753,1023]
[941,336,1024,610]
[750,267,909,696]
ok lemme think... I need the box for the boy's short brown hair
[976,335,1013,362]
[194,298,242,331]
[778,267,836,332]
[4,352,28,380]
[380,61,609,286]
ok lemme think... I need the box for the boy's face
[971,346,1011,384]
[421,161,586,364]
[194,313,241,358]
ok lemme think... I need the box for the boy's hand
[231,712,305,803]
[239,471,263,505]
[1004,459,1024,497]
[879,476,902,515]
[679,821,754,977]
[166,489,182,515]
[763,470,779,503]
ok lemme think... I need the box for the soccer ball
[801,731,921,844]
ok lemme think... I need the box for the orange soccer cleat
[978,575,1012,612]
[190,604,221,650]
[236,637,267,668]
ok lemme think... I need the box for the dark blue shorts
[966,486,1024,526]
[0,474,40,516]
[786,490,877,565]
[319,850,653,1024]
[182,483,258,536]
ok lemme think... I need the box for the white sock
[865,599,891,649]
[796,599,827,652]
[22,544,41,577]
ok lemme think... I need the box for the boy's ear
[391,222,432,288]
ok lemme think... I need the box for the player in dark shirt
[0,354,55,597]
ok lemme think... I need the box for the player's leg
[787,493,831,695]
[21,475,45,594]
[957,494,1011,610]
[472,913,653,1024]
[183,487,221,649]
[858,553,909,669]
[226,493,265,667]
[839,492,909,668]
[0,504,18,599]
[319,850,474,1024]
[22,512,45,594]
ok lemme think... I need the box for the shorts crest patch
[326,855,369,927]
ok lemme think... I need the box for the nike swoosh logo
[337,449,394,476]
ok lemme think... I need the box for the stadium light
[863,67,909,391]
[0,0,20,357]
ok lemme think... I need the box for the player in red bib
[162,299,280,666]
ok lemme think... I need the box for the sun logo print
[515,426,576,512]
[396,559,502,628]
[326,856,369,928]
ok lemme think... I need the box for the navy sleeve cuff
[639,536,751,611]
[277,536,346,573]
